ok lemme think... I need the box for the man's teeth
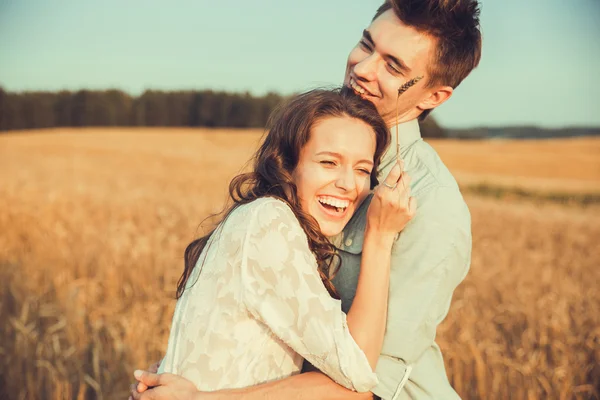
[318,196,350,211]
[350,78,367,95]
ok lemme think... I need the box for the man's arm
[208,372,374,400]
[133,370,374,400]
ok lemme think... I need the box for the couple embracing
[131,1,482,399]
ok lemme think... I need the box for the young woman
[151,88,415,394]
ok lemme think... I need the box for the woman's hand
[366,161,416,243]
[129,370,200,400]
[129,361,161,400]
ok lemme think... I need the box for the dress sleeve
[240,198,379,393]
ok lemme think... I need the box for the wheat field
[1,128,599,400]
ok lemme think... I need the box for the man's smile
[349,77,377,99]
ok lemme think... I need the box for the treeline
[0,88,285,131]
[446,126,600,139]
[0,87,447,138]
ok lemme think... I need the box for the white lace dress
[157,197,378,392]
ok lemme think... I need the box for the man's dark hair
[374,0,482,119]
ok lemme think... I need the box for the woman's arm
[346,162,414,369]
[345,231,394,370]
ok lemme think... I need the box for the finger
[383,162,402,188]
[131,390,143,400]
[396,172,406,192]
[134,370,161,387]
[137,381,149,392]
[396,174,411,204]
[399,185,409,208]
[131,388,141,400]
[149,362,159,374]
[408,196,417,217]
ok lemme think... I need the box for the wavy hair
[177,87,390,299]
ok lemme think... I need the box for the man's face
[344,9,437,126]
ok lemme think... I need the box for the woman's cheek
[358,175,371,196]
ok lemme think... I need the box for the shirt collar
[379,118,422,172]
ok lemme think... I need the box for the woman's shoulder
[227,197,298,229]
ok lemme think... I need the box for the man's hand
[129,370,199,400]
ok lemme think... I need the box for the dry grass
[1,128,599,400]
[428,137,600,194]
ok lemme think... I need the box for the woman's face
[292,115,376,237]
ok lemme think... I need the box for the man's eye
[359,40,372,51]
[387,63,401,75]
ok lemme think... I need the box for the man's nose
[353,54,378,82]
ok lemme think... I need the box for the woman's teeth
[318,196,349,213]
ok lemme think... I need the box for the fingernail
[134,370,142,379]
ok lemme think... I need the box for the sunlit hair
[177,87,390,299]
[374,0,482,119]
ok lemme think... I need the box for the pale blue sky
[0,0,598,128]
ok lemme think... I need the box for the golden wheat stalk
[395,76,424,166]
[394,75,424,188]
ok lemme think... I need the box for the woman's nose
[334,168,357,192]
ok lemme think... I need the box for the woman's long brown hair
[177,87,390,299]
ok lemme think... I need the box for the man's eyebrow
[362,29,375,45]
[388,54,412,74]
[363,29,412,74]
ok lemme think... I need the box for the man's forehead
[366,10,435,70]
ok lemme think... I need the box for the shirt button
[345,238,353,247]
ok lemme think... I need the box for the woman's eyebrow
[316,151,342,158]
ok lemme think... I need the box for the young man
[132,1,482,399]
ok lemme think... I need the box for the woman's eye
[358,168,371,175]
[320,160,336,166]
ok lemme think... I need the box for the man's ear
[417,86,453,111]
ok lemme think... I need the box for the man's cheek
[346,47,364,67]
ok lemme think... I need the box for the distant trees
[418,116,445,138]
[0,86,447,137]
[0,88,286,132]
